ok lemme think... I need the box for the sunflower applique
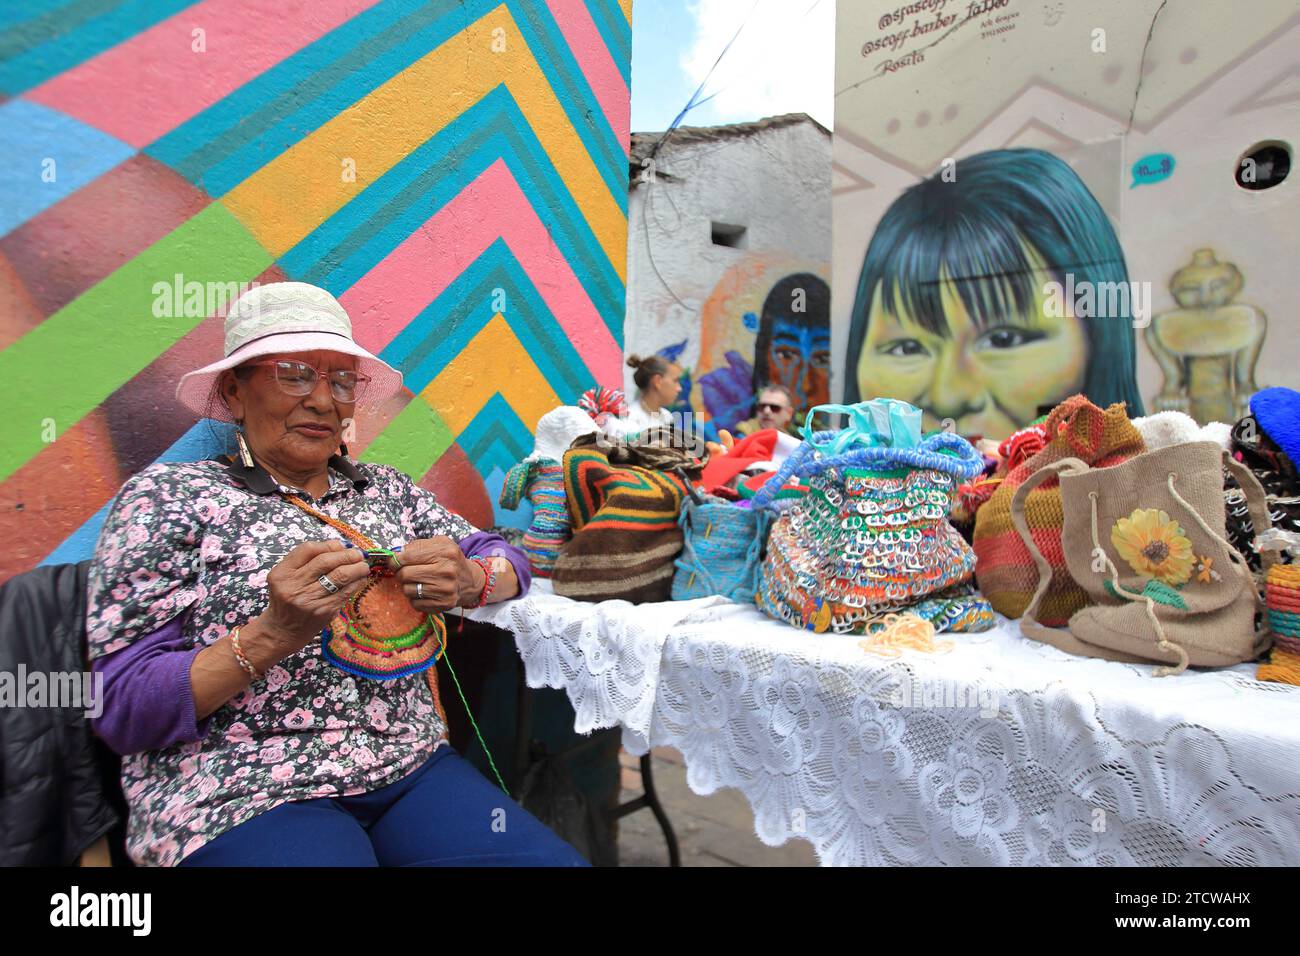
[1111,508,1195,586]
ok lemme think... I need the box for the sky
[630,0,834,133]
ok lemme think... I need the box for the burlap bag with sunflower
[1009,441,1279,675]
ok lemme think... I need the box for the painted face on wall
[855,265,1089,438]
[765,317,831,411]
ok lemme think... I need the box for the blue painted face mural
[768,316,831,410]
[754,273,831,414]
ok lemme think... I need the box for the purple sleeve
[458,531,532,597]
[90,615,214,756]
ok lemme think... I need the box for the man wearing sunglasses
[755,384,796,434]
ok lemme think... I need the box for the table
[470,582,1300,866]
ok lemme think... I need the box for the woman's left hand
[394,537,486,613]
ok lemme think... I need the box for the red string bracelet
[459,556,498,632]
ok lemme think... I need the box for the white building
[624,113,832,428]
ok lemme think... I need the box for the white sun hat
[175,281,404,421]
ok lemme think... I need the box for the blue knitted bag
[672,497,773,603]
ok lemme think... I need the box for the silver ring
[318,574,339,594]
[416,582,423,599]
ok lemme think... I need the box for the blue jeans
[179,745,590,867]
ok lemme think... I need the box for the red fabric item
[699,429,782,493]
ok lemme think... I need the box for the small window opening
[711,221,748,248]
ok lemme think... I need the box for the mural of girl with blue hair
[846,147,1145,439]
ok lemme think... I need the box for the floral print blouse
[85,452,485,866]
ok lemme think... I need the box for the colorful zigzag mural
[0,0,632,583]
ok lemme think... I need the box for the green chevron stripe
[0,202,272,483]
[358,395,454,481]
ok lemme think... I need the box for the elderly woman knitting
[86,282,586,867]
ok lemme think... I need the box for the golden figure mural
[1146,249,1267,424]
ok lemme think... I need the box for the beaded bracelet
[230,625,263,681]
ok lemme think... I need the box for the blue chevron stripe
[485,464,534,530]
[0,0,197,94]
[0,99,134,236]
[0,0,89,33]
[379,239,599,399]
[280,85,624,334]
[584,0,631,86]
[146,0,464,192]
[506,0,624,198]
[145,0,623,204]
[459,394,533,480]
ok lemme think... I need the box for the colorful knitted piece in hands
[499,460,569,577]
[323,566,448,699]
[1259,564,1300,686]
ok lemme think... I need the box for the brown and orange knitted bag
[973,395,1145,624]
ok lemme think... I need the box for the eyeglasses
[242,360,371,404]
[757,402,788,414]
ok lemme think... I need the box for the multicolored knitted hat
[578,386,626,426]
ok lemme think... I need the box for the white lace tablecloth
[470,582,1300,866]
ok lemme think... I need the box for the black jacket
[0,560,121,865]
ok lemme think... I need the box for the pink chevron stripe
[340,158,622,385]
[26,0,378,149]
[546,0,629,152]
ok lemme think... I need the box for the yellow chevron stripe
[416,313,562,435]
[221,4,625,281]
[618,0,632,24]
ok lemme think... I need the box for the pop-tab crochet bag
[672,496,772,603]
[754,400,991,635]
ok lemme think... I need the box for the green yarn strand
[442,650,509,796]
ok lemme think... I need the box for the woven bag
[973,395,1145,624]
[672,497,772,603]
[754,400,990,634]
[551,444,690,604]
[1012,443,1277,675]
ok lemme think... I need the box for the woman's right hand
[256,540,370,657]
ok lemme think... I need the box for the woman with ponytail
[605,353,682,440]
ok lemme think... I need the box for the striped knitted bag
[551,446,690,604]
[500,459,569,578]
[973,395,1145,625]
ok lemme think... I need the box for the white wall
[625,117,832,406]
